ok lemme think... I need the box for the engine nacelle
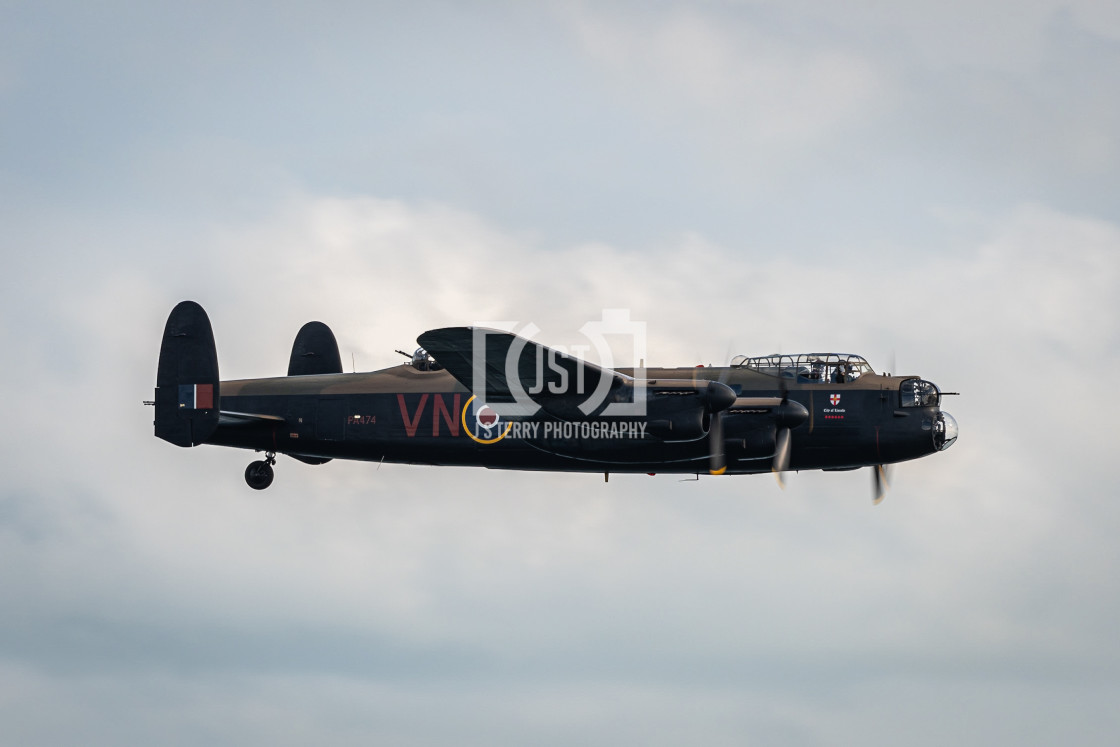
[646,408,711,441]
[639,379,735,441]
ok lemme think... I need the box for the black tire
[245,460,274,490]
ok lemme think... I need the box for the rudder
[155,300,220,447]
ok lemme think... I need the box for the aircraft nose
[935,411,958,451]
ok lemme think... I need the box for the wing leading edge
[417,326,631,417]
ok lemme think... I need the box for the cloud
[4,2,1120,741]
[11,197,1120,611]
[554,1,1120,240]
[3,189,1120,743]
[566,5,890,150]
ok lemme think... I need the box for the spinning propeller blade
[872,464,892,505]
[772,425,792,487]
[709,410,725,475]
[705,379,735,475]
[704,355,744,476]
[771,376,793,488]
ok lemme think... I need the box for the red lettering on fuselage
[398,393,429,437]
[432,393,460,436]
[398,393,461,437]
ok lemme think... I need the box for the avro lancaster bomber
[152,301,958,502]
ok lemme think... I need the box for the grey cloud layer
[2,2,1119,745]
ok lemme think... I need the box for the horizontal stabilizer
[288,321,343,376]
[218,411,287,427]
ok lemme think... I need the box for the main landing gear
[245,452,276,490]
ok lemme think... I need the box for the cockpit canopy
[730,353,874,384]
[900,378,940,407]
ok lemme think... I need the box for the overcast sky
[3,2,1120,744]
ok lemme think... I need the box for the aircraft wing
[417,326,630,416]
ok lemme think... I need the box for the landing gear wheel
[245,460,274,490]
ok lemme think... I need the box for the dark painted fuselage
[210,364,946,475]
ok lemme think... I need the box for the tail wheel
[245,460,274,490]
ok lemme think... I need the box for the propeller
[709,406,726,474]
[772,424,792,487]
[772,375,794,487]
[706,380,735,475]
[872,464,892,504]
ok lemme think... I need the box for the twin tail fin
[155,303,344,448]
[287,321,342,376]
[154,300,220,447]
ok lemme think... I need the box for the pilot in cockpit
[808,359,825,382]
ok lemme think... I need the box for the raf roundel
[462,396,512,445]
[476,405,499,430]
